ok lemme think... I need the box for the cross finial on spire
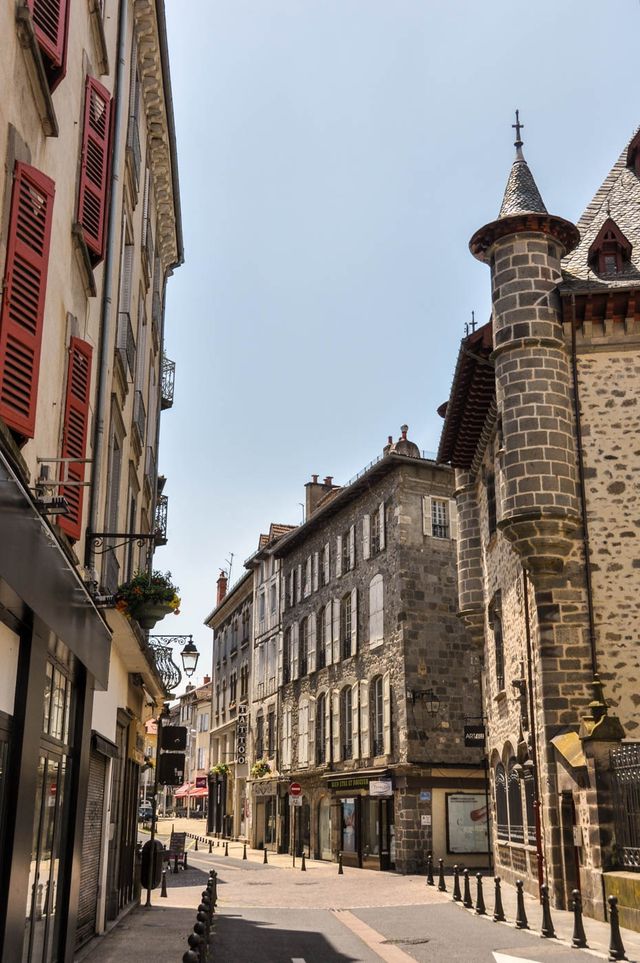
[512,109,524,149]
[464,310,477,337]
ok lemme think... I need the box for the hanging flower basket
[115,570,180,630]
[251,760,271,779]
[210,763,230,777]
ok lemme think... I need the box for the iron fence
[611,742,640,870]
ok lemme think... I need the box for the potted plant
[210,763,230,777]
[115,570,181,630]
[251,760,271,779]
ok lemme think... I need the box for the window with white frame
[340,687,353,759]
[371,676,384,755]
[432,498,449,538]
[369,575,384,647]
[197,747,206,770]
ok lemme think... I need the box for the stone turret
[469,126,581,577]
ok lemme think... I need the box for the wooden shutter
[308,612,316,673]
[291,622,299,680]
[350,587,358,656]
[363,515,370,560]
[304,556,311,597]
[324,693,331,762]
[324,605,332,667]
[277,631,283,686]
[78,76,112,260]
[308,697,315,768]
[58,338,93,540]
[0,163,55,437]
[336,535,342,577]
[352,682,360,759]
[27,0,70,73]
[349,524,355,569]
[298,701,308,767]
[332,598,340,664]
[422,495,433,536]
[281,572,287,613]
[312,552,319,592]
[449,499,458,539]
[359,681,370,757]
[323,542,329,582]
[383,672,392,755]
[332,691,341,762]
[296,563,302,603]
[379,502,386,550]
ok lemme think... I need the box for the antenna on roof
[225,552,234,586]
[465,310,477,337]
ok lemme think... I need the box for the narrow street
[80,835,640,963]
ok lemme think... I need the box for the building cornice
[134,0,183,272]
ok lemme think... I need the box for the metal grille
[154,494,168,545]
[161,355,175,410]
[611,743,640,870]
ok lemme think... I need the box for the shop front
[250,778,278,851]
[327,771,395,871]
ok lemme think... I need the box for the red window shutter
[26,0,70,79]
[0,162,55,438]
[58,338,93,541]
[77,77,112,261]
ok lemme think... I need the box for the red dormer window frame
[587,217,632,277]
[627,130,640,176]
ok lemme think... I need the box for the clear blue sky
[158,0,640,685]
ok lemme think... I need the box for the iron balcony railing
[154,493,168,546]
[117,311,135,378]
[161,355,175,410]
[132,390,146,447]
[346,448,438,486]
[126,116,141,193]
[611,742,640,870]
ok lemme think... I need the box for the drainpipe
[85,0,128,571]
[522,567,545,895]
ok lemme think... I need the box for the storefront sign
[328,773,391,792]
[160,725,187,751]
[369,778,393,798]
[419,790,431,802]
[195,776,207,789]
[236,703,249,765]
[421,814,431,827]
[446,793,488,853]
[464,724,486,748]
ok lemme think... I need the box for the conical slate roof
[498,147,547,218]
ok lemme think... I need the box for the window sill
[88,0,109,75]
[72,223,97,297]
[369,639,384,650]
[16,5,58,137]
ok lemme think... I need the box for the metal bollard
[338,852,344,875]
[608,895,628,961]
[224,840,229,857]
[160,869,168,898]
[263,848,268,864]
[208,839,212,854]
[426,852,434,886]
[475,873,486,916]
[183,952,199,963]
[438,858,447,892]
[515,879,530,930]
[452,865,461,902]
[184,851,188,870]
[493,877,506,922]
[571,889,588,949]
[193,921,207,963]
[540,883,556,939]
[301,852,306,872]
[195,837,198,852]
[174,854,179,874]
[462,869,473,909]
[243,842,247,860]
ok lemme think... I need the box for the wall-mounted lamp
[407,689,441,716]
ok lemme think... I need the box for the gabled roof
[437,322,494,469]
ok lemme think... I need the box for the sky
[157,0,640,688]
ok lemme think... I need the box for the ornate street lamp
[148,634,201,690]
[180,638,200,678]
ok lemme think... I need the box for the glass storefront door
[339,794,394,870]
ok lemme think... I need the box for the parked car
[138,803,153,821]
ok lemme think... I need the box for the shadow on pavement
[213,913,360,963]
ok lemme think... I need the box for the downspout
[85,0,128,571]
[522,567,545,895]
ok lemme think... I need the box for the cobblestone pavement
[80,834,640,962]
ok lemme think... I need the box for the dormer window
[627,130,640,176]
[587,217,632,277]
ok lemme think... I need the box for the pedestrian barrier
[426,852,434,886]
[263,848,268,864]
[437,857,447,892]
[338,852,344,875]
[452,865,461,902]
[243,842,247,860]
[182,869,217,963]
[571,889,588,949]
[540,883,556,939]
[608,896,628,961]
[462,869,473,909]
[492,877,506,923]
[301,852,306,872]
[475,873,486,916]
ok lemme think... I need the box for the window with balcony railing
[154,494,168,546]
[161,354,175,410]
[132,389,146,446]
[117,311,135,378]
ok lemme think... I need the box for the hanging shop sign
[158,752,185,786]
[160,725,188,751]
[446,793,488,854]
[195,776,207,789]
[464,724,486,748]
[236,703,249,765]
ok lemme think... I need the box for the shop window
[371,676,384,756]
[316,693,326,763]
[507,759,524,843]
[495,763,508,840]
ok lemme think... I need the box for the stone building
[244,523,295,851]
[206,570,254,838]
[263,428,486,873]
[173,678,212,817]
[438,122,640,925]
[0,0,182,956]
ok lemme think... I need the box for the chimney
[216,569,228,605]
[305,473,338,519]
[203,674,211,685]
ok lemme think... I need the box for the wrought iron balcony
[117,311,135,378]
[161,355,175,410]
[132,389,146,448]
[154,494,168,546]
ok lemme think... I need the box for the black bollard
[571,889,588,949]
[224,840,229,857]
[463,869,473,909]
[426,852,434,886]
[301,852,306,872]
[438,858,447,892]
[160,869,168,898]
[540,883,556,939]
[263,848,268,864]
[183,953,198,963]
[195,837,198,852]
[208,839,212,854]
[452,865,461,902]
[493,877,506,923]
[338,852,344,875]
[174,854,179,874]
[515,879,530,930]
[475,873,486,916]
[608,895,628,961]
[184,850,188,870]
[187,931,201,960]
[243,842,247,860]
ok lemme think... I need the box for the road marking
[493,953,542,963]
[331,910,417,962]
[291,959,307,962]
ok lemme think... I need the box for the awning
[174,783,208,798]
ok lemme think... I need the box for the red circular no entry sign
[289,782,302,797]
